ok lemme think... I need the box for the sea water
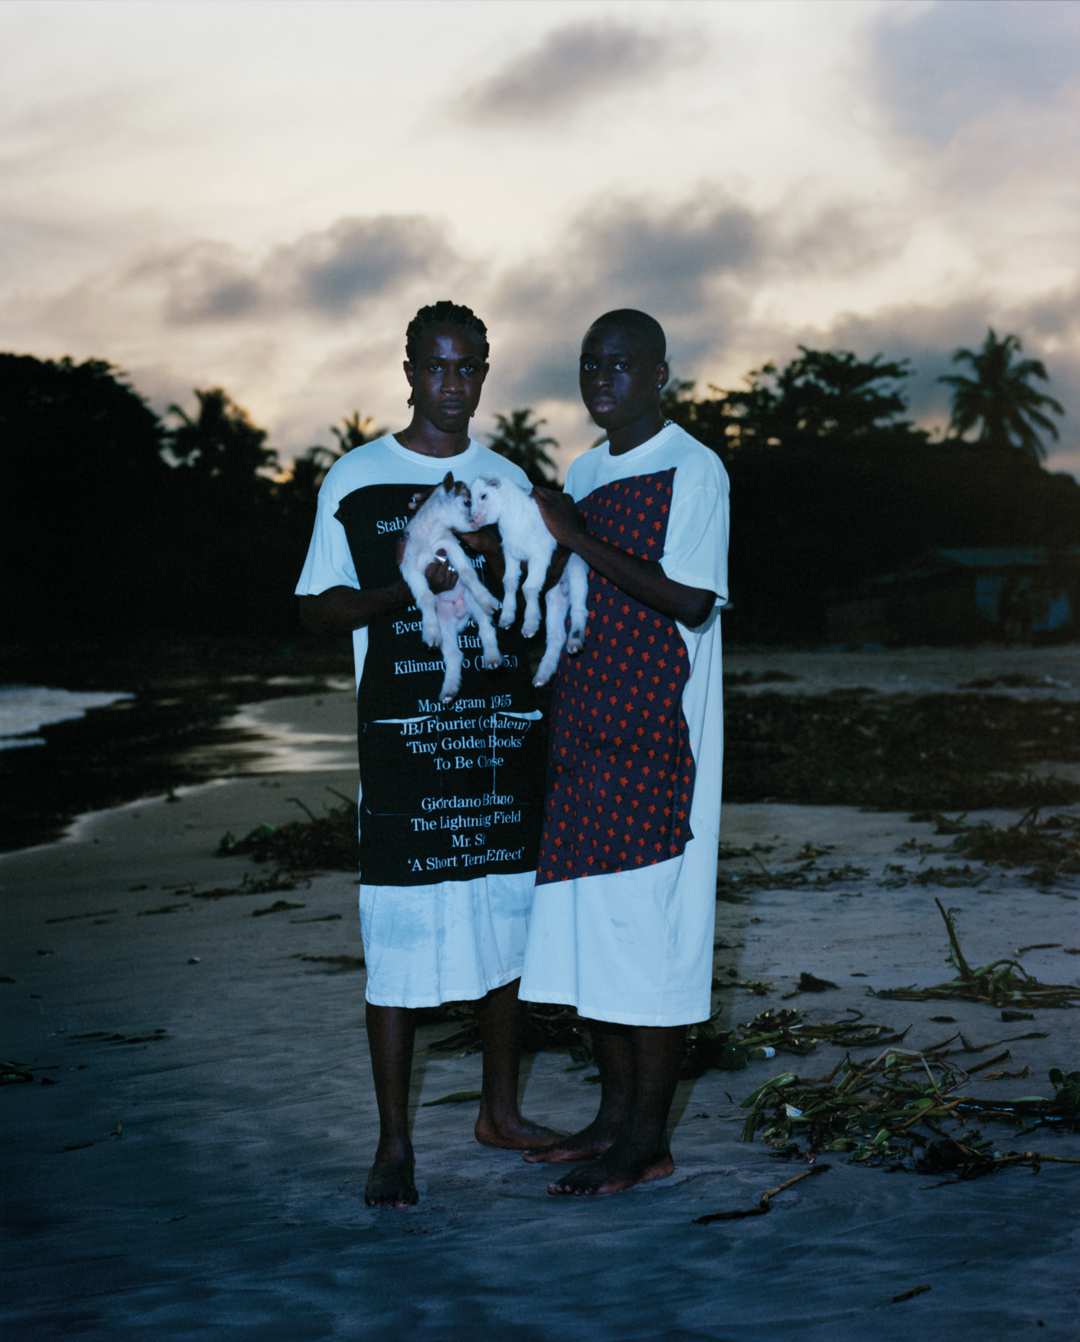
[0,685,133,751]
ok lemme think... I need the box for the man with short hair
[520,309,730,1195]
[297,301,559,1208]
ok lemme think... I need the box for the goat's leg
[473,604,504,670]
[499,555,523,630]
[441,539,500,616]
[519,566,546,639]
[404,572,442,649]
[565,554,589,655]
[533,583,569,686]
[438,614,465,704]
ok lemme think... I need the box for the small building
[826,547,1080,645]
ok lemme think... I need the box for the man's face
[579,324,666,433]
[404,324,488,433]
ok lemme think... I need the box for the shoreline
[0,637,355,852]
[2,640,1078,854]
[2,680,1078,1340]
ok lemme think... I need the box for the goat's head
[468,474,504,528]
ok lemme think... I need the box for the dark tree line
[1,332,1075,645]
[661,334,1076,641]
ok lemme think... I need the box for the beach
[3,650,1079,1341]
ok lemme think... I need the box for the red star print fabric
[537,468,696,884]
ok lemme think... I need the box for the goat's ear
[487,475,501,488]
[442,472,454,492]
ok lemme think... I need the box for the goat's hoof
[498,614,514,630]
[566,636,584,655]
[485,654,504,669]
[521,619,540,639]
[532,671,551,688]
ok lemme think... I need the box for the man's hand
[424,549,459,594]
[530,486,588,548]
[395,536,460,595]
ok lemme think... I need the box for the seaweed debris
[681,1007,912,1079]
[723,690,1080,811]
[941,810,1080,888]
[872,899,1080,1009]
[739,1054,1080,1181]
[426,1002,593,1062]
[716,859,870,899]
[217,790,358,872]
[693,1164,831,1224]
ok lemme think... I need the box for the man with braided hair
[297,301,559,1208]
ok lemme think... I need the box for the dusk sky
[4,0,1079,478]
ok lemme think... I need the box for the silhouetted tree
[165,388,278,505]
[679,349,919,459]
[487,408,560,485]
[275,413,385,526]
[331,411,383,455]
[939,328,1065,461]
[0,354,171,633]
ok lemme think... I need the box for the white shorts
[359,872,534,1008]
[519,834,718,1027]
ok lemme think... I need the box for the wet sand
[3,655,1079,1341]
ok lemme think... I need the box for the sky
[3,0,1079,480]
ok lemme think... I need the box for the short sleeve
[295,472,359,595]
[659,447,729,605]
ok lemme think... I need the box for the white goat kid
[399,473,503,704]
[468,472,589,687]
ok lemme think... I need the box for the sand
[3,656,1079,1341]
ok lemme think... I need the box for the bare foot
[547,1148,675,1196]
[365,1142,418,1209]
[521,1119,618,1165]
[475,1112,565,1151]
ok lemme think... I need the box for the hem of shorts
[519,986,709,1028]
[364,966,522,1010]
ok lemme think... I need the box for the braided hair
[405,301,489,363]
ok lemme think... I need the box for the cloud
[144,216,461,324]
[460,19,701,123]
[484,188,919,409]
[870,0,1080,147]
[485,191,767,404]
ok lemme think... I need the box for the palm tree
[331,411,382,455]
[166,387,278,486]
[939,329,1064,462]
[486,408,560,486]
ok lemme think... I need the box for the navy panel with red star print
[537,468,696,885]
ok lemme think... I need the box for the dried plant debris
[427,1002,594,1063]
[957,674,1071,691]
[67,1028,168,1047]
[717,860,870,898]
[3,1062,37,1086]
[872,900,1080,1009]
[723,690,1080,811]
[791,972,840,993]
[192,871,303,899]
[945,810,1080,887]
[693,1164,831,1224]
[740,1053,1080,1181]
[217,790,358,872]
[292,954,364,973]
[682,1007,912,1079]
[251,899,305,917]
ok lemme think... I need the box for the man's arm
[531,486,716,629]
[299,550,463,634]
[299,582,412,634]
